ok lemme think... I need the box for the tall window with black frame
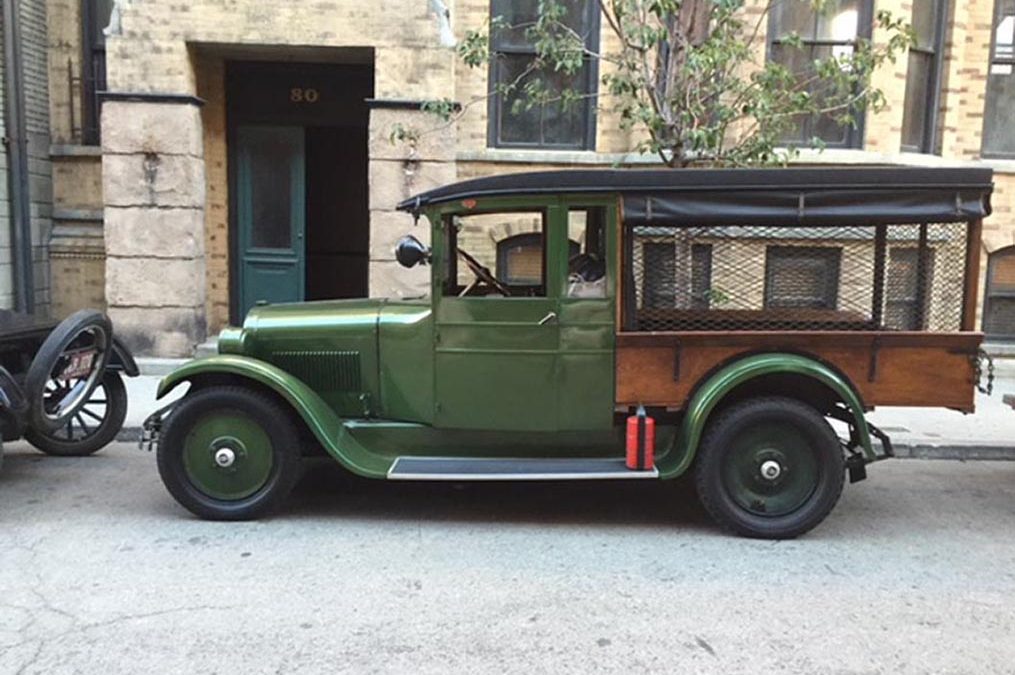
[768,0,872,148]
[81,0,115,145]
[487,0,599,150]
[900,0,948,153]
[984,0,1015,157]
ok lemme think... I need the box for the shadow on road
[287,458,713,530]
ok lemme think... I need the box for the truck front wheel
[157,386,303,520]
[694,396,845,539]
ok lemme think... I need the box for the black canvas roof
[397,167,993,226]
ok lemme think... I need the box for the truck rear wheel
[157,386,302,520]
[694,396,844,539]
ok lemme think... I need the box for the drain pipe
[2,0,35,312]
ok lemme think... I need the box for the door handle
[538,311,558,326]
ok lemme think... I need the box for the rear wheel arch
[660,353,872,480]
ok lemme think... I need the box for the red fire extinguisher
[625,405,655,471]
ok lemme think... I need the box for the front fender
[658,353,873,480]
[157,355,388,478]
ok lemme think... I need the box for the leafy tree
[402,0,913,167]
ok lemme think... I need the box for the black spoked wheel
[24,310,113,433]
[694,396,845,540]
[156,386,303,521]
[25,371,128,457]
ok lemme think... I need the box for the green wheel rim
[182,411,274,500]
[721,421,820,517]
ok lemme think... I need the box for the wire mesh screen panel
[624,223,968,332]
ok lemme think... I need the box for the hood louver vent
[271,350,361,391]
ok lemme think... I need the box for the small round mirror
[395,235,431,268]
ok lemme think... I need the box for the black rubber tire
[694,396,845,539]
[25,371,127,457]
[24,309,113,432]
[156,386,303,521]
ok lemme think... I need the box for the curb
[891,443,1015,461]
[116,425,1015,460]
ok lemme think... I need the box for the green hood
[217,298,432,420]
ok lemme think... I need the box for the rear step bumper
[387,457,659,481]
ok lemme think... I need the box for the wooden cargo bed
[616,331,984,412]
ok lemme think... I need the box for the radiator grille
[270,350,362,391]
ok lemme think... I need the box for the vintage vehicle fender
[658,352,874,480]
[156,355,390,477]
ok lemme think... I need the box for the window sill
[457,148,664,166]
[50,144,102,158]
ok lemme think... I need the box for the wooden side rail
[616,330,984,412]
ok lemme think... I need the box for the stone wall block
[368,108,456,162]
[375,46,456,100]
[105,207,203,259]
[105,257,205,307]
[103,154,206,208]
[368,209,429,260]
[369,159,456,212]
[368,260,430,300]
[102,101,203,156]
[107,306,206,358]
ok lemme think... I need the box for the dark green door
[431,201,616,432]
[236,125,305,318]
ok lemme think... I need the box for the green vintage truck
[146,167,994,538]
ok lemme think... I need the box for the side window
[637,238,713,310]
[984,246,1015,338]
[81,0,115,145]
[444,211,547,297]
[764,246,842,309]
[885,247,935,330]
[900,0,947,153]
[768,0,872,148]
[488,0,600,149]
[566,208,607,298]
[984,0,1015,157]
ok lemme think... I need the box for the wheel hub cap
[214,447,236,468]
[722,423,820,517]
[182,415,273,501]
[760,459,782,481]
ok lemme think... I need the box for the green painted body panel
[235,298,382,417]
[435,296,559,430]
[657,353,874,480]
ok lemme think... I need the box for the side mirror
[395,235,431,268]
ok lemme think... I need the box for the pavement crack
[695,635,717,658]
[14,639,44,675]
[81,604,236,631]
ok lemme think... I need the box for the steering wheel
[457,248,511,297]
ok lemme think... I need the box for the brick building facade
[34,0,1015,355]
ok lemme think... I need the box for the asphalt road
[2,442,1014,674]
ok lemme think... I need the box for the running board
[387,457,659,481]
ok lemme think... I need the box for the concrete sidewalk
[122,358,1015,458]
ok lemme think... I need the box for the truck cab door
[432,200,616,433]
[556,203,616,430]
[433,204,560,431]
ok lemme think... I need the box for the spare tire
[24,310,113,433]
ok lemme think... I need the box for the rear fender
[658,353,872,480]
[157,355,387,477]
